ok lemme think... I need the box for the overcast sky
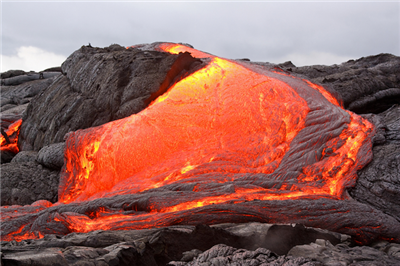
[1,0,399,72]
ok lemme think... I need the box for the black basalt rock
[18,44,202,151]
[284,53,400,114]
[0,161,59,206]
[350,105,400,221]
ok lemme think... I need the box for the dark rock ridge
[278,53,400,114]
[350,104,400,221]
[1,43,400,265]
[169,241,400,266]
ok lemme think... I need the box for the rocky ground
[1,43,399,265]
[2,223,400,266]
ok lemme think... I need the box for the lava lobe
[59,43,373,205]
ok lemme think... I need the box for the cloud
[1,46,67,72]
[1,1,398,71]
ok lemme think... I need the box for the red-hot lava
[1,43,378,242]
[0,119,22,154]
[60,44,372,203]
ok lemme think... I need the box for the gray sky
[1,0,399,72]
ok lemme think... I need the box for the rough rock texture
[288,240,400,266]
[0,72,60,86]
[0,161,59,205]
[18,44,202,151]
[1,69,26,79]
[280,53,400,114]
[36,142,65,170]
[0,223,346,266]
[2,223,399,266]
[10,150,38,164]
[168,244,321,266]
[0,71,60,205]
[0,113,23,131]
[350,105,400,221]
[0,74,59,112]
[169,241,400,266]
[1,69,61,163]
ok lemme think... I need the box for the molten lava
[0,119,22,154]
[60,44,372,205]
[60,56,311,203]
[1,43,378,242]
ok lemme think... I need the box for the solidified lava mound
[1,43,400,246]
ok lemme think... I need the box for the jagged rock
[37,142,65,169]
[0,161,59,205]
[10,150,38,164]
[371,241,400,259]
[0,202,398,266]
[284,53,400,113]
[1,75,59,107]
[18,44,202,151]
[168,244,322,266]
[215,223,343,256]
[0,72,60,86]
[1,249,68,266]
[0,113,22,131]
[0,74,59,127]
[288,240,400,266]
[350,105,400,221]
[0,223,347,266]
[1,69,26,79]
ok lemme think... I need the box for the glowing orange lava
[60,56,311,203]
[60,44,373,206]
[0,119,22,154]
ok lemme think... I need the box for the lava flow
[60,43,373,204]
[1,43,377,242]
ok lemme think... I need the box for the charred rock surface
[0,71,60,87]
[168,244,321,266]
[36,142,65,170]
[281,53,400,114]
[1,70,60,163]
[18,44,202,151]
[1,223,399,266]
[0,223,343,266]
[350,105,400,221]
[288,240,400,266]
[170,241,400,266]
[0,161,59,206]
[0,74,60,113]
[1,69,27,79]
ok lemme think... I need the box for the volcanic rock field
[1,43,400,266]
